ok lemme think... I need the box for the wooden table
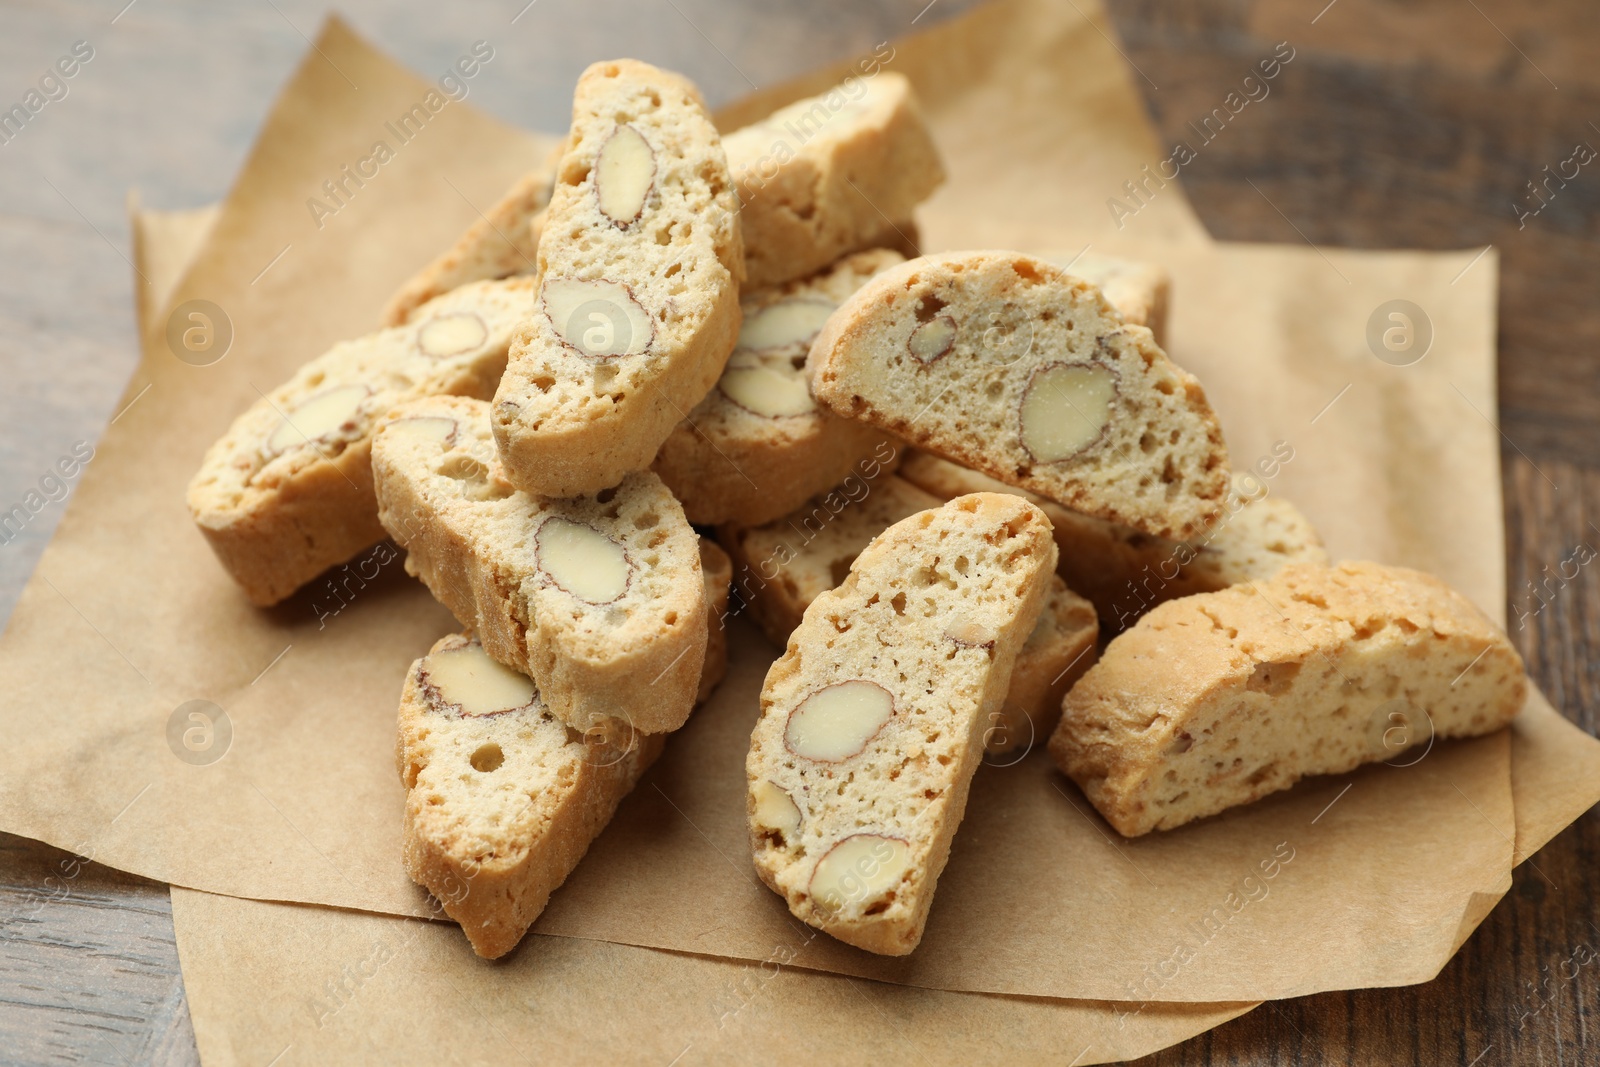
[1,1,1594,1063]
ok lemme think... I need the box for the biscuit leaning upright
[747,493,1057,955]
[809,251,1230,541]
[492,60,743,499]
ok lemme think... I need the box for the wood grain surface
[0,1,1595,1064]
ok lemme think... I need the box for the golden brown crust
[188,278,537,605]
[983,575,1100,756]
[899,451,1329,630]
[372,395,707,735]
[396,633,662,959]
[492,59,744,498]
[747,493,1057,955]
[809,251,1230,542]
[652,250,907,526]
[1050,561,1528,836]
[725,73,944,290]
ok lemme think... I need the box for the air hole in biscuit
[1246,661,1301,695]
[914,293,947,324]
[597,487,618,504]
[1247,763,1277,786]
[470,744,505,773]
[1011,260,1044,283]
[891,592,907,615]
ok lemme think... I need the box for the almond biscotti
[491,59,744,499]
[747,493,1057,955]
[400,542,729,960]
[720,472,1097,756]
[371,395,706,735]
[653,249,906,526]
[724,72,944,289]
[719,473,942,645]
[381,160,557,327]
[809,251,1229,541]
[900,450,1328,630]
[1044,252,1171,348]
[1050,561,1528,837]
[397,633,665,959]
[188,277,537,606]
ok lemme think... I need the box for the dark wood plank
[1101,1,1600,1062]
[1,0,1596,1062]
[0,832,198,1067]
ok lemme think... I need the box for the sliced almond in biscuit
[809,250,1229,542]
[595,124,656,227]
[536,518,632,604]
[266,384,369,454]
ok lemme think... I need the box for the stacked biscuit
[187,58,1526,961]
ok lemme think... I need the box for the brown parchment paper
[0,0,1596,1009]
[169,889,1254,1067]
[142,194,1260,1067]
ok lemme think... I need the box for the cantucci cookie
[188,277,537,606]
[719,473,1097,756]
[699,537,732,702]
[719,474,942,645]
[1042,252,1171,348]
[372,395,706,735]
[397,633,664,959]
[982,576,1099,756]
[900,450,1328,630]
[1050,561,1528,836]
[747,493,1057,955]
[809,250,1229,541]
[381,160,557,327]
[492,59,743,498]
[653,250,906,526]
[724,72,944,289]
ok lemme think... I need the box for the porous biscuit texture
[719,473,1097,756]
[381,160,557,327]
[899,451,1328,630]
[372,395,707,735]
[747,493,1057,955]
[724,72,944,290]
[1050,561,1528,836]
[397,633,663,959]
[492,59,744,498]
[809,251,1230,541]
[1044,251,1171,349]
[188,277,537,606]
[718,473,940,647]
[653,249,907,526]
